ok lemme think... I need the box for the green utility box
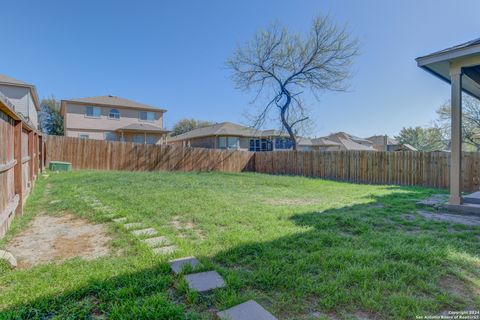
[49,161,72,172]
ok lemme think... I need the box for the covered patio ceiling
[416,38,480,98]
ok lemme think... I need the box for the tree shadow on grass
[0,262,203,320]
[212,188,480,319]
[1,188,479,320]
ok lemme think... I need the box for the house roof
[62,95,166,112]
[0,74,40,111]
[366,135,399,145]
[329,132,372,144]
[337,137,375,151]
[168,122,288,141]
[416,38,480,99]
[309,137,342,146]
[117,123,168,133]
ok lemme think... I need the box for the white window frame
[108,109,120,120]
[79,134,89,140]
[85,106,101,118]
[139,111,155,122]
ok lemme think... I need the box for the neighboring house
[0,74,40,129]
[167,122,294,151]
[60,95,168,144]
[323,132,376,151]
[367,135,417,151]
[297,137,342,151]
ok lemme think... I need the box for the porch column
[449,66,463,205]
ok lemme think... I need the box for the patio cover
[416,38,480,205]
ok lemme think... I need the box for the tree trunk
[280,90,297,150]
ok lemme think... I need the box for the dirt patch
[417,210,480,227]
[6,214,111,268]
[265,198,321,206]
[439,274,479,310]
[171,216,205,240]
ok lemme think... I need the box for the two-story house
[0,74,40,129]
[60,95,168,144]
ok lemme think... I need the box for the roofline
[0,81,40,111]
[168,132,288,142]
[416,43,480,67]
[61,99,167,113]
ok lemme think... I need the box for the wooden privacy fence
[45,137,480,193]
[255,150,480,192]
[0,93,45,238]
[45,135,255,172]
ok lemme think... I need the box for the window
[218,137,239,149]
[133,134,145,144]
[79,134,89,140]
[86,106,101,118]
[108,109,120,119]
[219,137,227,149]
[146,135,157,145]
[105,132,119,141]
[139,111,155,122]
[275,138,293,150]
[249,138,273,151]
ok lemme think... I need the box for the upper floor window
[108,109,120,120]
[86,106,101,118]
[139,111,155,122]
[79,134,89,140]
[275,138,293,150]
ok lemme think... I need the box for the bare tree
[227,15,358,149]
[436,94,480,151]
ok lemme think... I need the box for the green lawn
[0,170,479,319]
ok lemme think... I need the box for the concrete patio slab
[169,256,199,274]
[124,222,144,230]
[112,217,127,223]
[184,271,225,293]
[464,191,480,205]
[131,228,157,236]
[142,236,170,247]
[417,210,480,226]
[152,245,177,255]
[217,300,277,320]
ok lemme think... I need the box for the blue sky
[1,0,479,137]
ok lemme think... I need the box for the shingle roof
[63,95,166,112]
[168,122,285,141]
[417,38,480,59]
[0,74,31,86]
[338,137,375,151]
[117,123,168,133]
[310,138,342,146]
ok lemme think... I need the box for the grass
[0,170,479,319]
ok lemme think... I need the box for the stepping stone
[49,200,61,204]
[113,217,127,223]
[152,245,177,255]
[131,228,157,236]
[184,271,225,293]
[217,300,278,320]
[169,256,199,274]
[124,222,144,230]
[142,236,171,247]
[0,250,17,269]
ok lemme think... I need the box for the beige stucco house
[0,74,40,129]
[61,95,168,144]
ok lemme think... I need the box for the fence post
[13,120,23,216]
[28,130,34,184]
